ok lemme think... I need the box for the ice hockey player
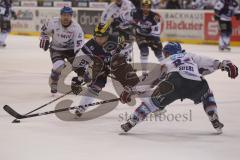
[214,0,240,51]
[71,22,139,117]
[0,0,16,48]
[39,6,84,94]
[118,0,163,80]
[120,42,238,134]
[101,0,135,25]
[101,0,135,61]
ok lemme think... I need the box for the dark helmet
[94,21,111,37]
[60,6,73,15]
[163,42,182,55]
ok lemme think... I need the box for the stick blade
[3,105,24,119]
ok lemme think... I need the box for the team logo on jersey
[90,46,95,51]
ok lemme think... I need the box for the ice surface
[0,35,240,160]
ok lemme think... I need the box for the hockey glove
[112,17,122,28]
[120,87,132,104]
[220,60,238,79]
[137,28,152,36]
[71,77,83,95]
[40,36,50,51]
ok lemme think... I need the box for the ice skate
[121,119,136,132]
[211,119,224,134]
[74,106,86,118]
[50,80,58,94]
[0,43,6,48]
[142,72,148,81]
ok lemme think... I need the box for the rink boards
[10,7,240,46]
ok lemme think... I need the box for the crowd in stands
[13,0,240,10]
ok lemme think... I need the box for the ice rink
[0,35,240,160]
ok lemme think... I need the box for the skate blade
[215,128,223,135]
[119,127,130,135]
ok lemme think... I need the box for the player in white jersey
[0,0,16,47]
[191,0,216,9]
[101,0,135,25]
[39,6,84,94]
[101,0,135,62]
[214,0,240,51]
[120,42,238,134]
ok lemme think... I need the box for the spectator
[166,0,181,9]
[130,0,141,8]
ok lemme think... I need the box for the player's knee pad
[136,36,148,45]
[139,45,149,57]
[151,81,174,108]
[52,60,65,73]
[219,21,232,37]
[112,62,140,87]
[50,60,65,81]
[220,32,231,41]
[150,40,162,50]
[153,50,163,61]
[88,84,102,95]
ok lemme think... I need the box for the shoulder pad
[233,0,239,6]
[130,8,137,16]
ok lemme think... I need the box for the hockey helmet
[163,42,182,56]
[94,21,111,37]
[142,0,152,7]
[60,6,73,15]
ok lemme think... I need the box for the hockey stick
[3,98,120,120]
[10,91,72,123]
[10,82,87,122]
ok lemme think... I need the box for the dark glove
[120,87,132,104]
[220,60,238,79]
[112,17,122,28]
[39,36,50,51]
[71,77,83,95]
[139,27,152,34]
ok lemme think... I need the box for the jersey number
[173,59,184,67]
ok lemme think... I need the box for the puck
[12,119,20,123]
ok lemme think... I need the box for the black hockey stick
[3,98,120,120]
[10,82,87,122]
[10,90,72,123]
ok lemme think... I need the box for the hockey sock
[77,87,99,112]
[219,33,230,48]
[0,32,7,44]
[140,56,148,75]
[202,91,218,121]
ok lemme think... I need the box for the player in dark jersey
[71,21,140,116]
[0,0,16,47]
[118,0,163,80]
[214,0,240,51]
